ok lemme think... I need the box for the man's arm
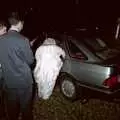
[30,36,38,47]
[21,38,34,66]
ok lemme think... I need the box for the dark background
[0,0,120,39]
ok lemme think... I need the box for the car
[57,34,120,101]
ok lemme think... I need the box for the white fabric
[43,38,56,45]
[34,38,65,100]
[9,26,19,32]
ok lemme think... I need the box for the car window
[84,38,107,52]
[67,40,87,60]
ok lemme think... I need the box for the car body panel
[60,35,120,94]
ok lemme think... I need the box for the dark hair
[8,12,24,25]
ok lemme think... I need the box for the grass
[33,87,120,120]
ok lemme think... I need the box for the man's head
[0,20,7,36]
[8,12,24,32]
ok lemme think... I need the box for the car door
[66,39,110,87]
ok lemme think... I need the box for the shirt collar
[9,26,19,32]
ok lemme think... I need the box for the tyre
[60,74,78,101]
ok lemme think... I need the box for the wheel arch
[57,72,76,84]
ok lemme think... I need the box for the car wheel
[60,75,78,101]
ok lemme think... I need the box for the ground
[33,87,120,120]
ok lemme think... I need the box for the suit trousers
[3,83,37,120]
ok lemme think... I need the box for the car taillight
[103,76,118,89]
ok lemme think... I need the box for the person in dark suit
[0,12,35,120]
[0,20,7,119]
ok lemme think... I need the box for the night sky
[0,0,120,38]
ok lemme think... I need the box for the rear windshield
[83,38,107,52]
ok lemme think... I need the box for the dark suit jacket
[0,30,34,88]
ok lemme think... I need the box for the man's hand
[30,36,38,46]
